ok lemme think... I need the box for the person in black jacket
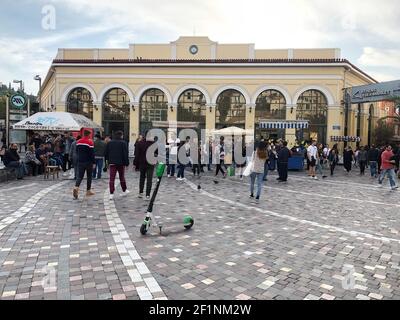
[73,130,96,199]
[367,145,379,178]
[3,144,28,179]
[277,141,291,182]
[134,133,157,200]
[104,131,129,200]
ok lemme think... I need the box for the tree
[374,122,396,146]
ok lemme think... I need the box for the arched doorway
[177,89,206,138]
[139,88,168,135]
[296,90,328,144]
[102,88,130,140]
[215,89,246,129]
[255,90,286,141]
[66,87,94,119]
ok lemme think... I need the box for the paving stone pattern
[0,168,399,300]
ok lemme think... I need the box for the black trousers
[278,162,288,181]
[215,160,225,176]
[62,154,71,172]
[139,166,155,197]
[75,162,93,191]
[330,161,336,176]
[359,161,366,174]
[27,161,39,176]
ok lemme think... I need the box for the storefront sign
[259,120,309,130]
[350,80,400,104]
[332,125,341,130]
[331,136,361,142]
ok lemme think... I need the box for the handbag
[243,153,255,177]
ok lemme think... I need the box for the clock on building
[189,45,198,55]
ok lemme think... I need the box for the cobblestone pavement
[0,167,399,300]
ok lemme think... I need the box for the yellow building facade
[40,36,378,148]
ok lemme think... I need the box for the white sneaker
[63,172,69,177]
[314,176,319,180]
[122,190,130,197]
[176,178,182,181]
[145,196,151,201]
[109,194,114,200]
[168,174,171,178]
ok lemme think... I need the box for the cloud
[358,47,400,69]
[2,0,400,93]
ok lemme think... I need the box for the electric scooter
[140,162,194,235]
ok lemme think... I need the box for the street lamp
[34,75,42,113]
[13,80,23,92]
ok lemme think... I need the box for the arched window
[216,89,246,129]
[102,88,130,139]
[66,87,93,119]
[255,90,286,120]
[254,90,287,141]
[140,89,168,134]
[177,89,206,128]
[296,90,328,143]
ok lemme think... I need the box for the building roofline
[50,58,377,83]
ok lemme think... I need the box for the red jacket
[381,150,394,170]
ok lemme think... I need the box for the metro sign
[10,94,27,109]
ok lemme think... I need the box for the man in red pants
[104,130,130,200]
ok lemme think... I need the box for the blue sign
[350,80,400,103]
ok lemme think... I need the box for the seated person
[3,143,28,179]
[25,145,41,176]
[35,144,48,174]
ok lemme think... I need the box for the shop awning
[12,112,103,131]
[259,121,309,130]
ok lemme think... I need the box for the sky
[0,0,399,94]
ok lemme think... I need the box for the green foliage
[374,122,395,146]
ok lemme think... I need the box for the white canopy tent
[12,112,102,131]
[211,126,252,136]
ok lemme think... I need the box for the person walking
[358,146,368,175]
[249,141,268,203]
[368,145,379,178]
[62,132,74,176]
[343,146,354,174]
[307,140,318,180]
[135,133,156,200]
[167,137,179,178]
[69,135,81,180]
[72,131,95,199]
[262,143,271,181]
[378,145,398,191]
[176,140,187,181]
[93,134,106,180]
[104,131,129,200]
[215,137,226,178]
[328,144,339,176]
[277,141,291,182]
[316,143,328,179]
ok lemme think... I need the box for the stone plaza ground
[0,167,399,300]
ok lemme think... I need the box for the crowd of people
[1,130,399,201]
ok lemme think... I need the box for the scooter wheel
[183,216,194,230]
[140,224,148,235]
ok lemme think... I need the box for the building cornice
[51,59,377,84]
